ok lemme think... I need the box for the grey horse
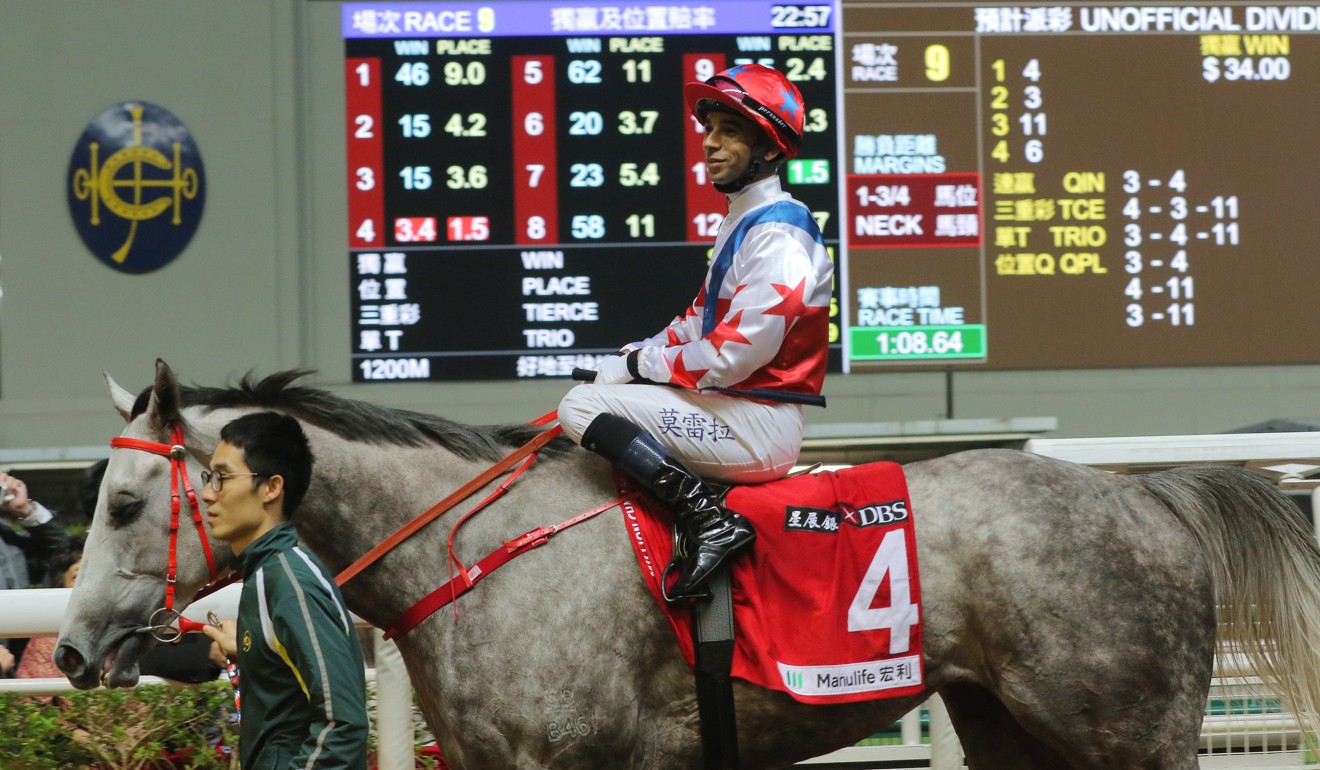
[56,361,1320,769]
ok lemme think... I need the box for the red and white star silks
[627,175,833,397]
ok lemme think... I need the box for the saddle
[622,460,926,704]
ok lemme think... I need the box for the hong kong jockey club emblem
[67,101,205,274]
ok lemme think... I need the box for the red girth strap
[334,411,562,587]
[383,494,630,640]
[110,426,219,610]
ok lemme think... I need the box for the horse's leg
[944,679,1202,770]
[945,560,1211,770]
[942,682,1070,769]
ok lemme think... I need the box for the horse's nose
[53,641,96,688]
[54,640,84,675]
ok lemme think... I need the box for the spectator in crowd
[16,535,85,678]
[0,470,73,674]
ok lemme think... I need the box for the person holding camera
[0,471,73,674]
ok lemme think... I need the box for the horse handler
[559,63,833,602]
[201,412,369,769]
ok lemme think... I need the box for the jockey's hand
[202,619,238,660]
[593,351,635,385]
[0,472,35,520]
[0,645,13,674]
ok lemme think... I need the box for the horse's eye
[109,498,145,524]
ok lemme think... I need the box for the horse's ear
[105,373,137,423]
[146,359,182,434]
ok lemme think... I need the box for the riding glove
[593,353,635,385]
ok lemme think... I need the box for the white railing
[3,592,1309,769]
[0,586,419,770]
[4,585,952,768]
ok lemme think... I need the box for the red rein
[115,413,624,641]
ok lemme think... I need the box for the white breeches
[557,383,804,483]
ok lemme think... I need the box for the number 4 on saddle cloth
[621,461,925,705]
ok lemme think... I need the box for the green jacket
[232,523,369,770]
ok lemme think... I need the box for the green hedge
[0,681,445,770]
[0,682,238,770]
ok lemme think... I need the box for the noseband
[110,425,224,641]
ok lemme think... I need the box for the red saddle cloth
[621,462,924,705]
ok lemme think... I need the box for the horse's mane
[132,370,571,462]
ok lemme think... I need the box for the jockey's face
[701,110,778,188]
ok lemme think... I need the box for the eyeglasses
[199,469,268,493]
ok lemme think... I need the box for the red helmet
[684,64,805,160]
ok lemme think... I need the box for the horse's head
[56,360,234,688]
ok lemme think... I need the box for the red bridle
[107,413,606,642]
[110,425,226,635]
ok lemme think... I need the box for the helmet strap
[713,142,784,194]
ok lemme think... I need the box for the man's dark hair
[218,412,315,520]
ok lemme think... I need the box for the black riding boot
[582,413,755,603]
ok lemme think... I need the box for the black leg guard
[582,414,755,603]
[581,413,665,474]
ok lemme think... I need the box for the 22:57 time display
[770,4,832,28]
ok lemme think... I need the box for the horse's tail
[1140,465,1320,738]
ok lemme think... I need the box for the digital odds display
[343,2,1320,381]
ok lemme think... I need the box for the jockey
[559,63,833,602]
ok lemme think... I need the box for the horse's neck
[297,441,481,552]
[289,436,611,629]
